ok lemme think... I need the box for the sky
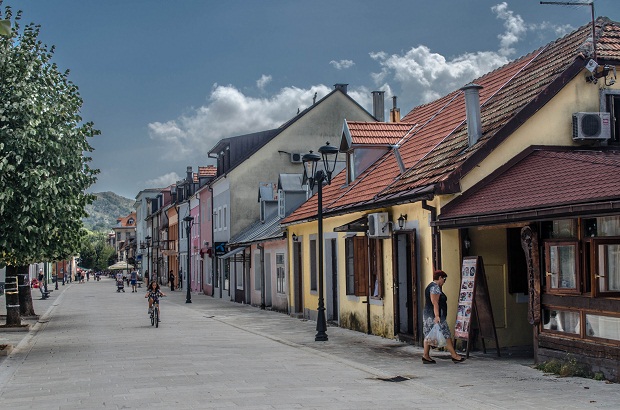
[2,0,618,199]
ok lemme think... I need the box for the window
[276,253,285,293]
[310,239,317,292]
[344,236,370,297]
[593,239,620,296]
[278,190,285,218]
[223,206,227,230]
[585,313,620,341]
[542,308,580,335]
[236,255,244,290]
[603,90,620,145]
[544,240,580,294]
[369,238,384,298]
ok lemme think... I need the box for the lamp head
[397,214,407,229]
[302,151,320,189]
[318,141,339,183]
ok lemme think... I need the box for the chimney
[372,91,385,122]
[186,166,193,182]
[334,83,348,94]
[389,96,401,123]
[460,83,483,147]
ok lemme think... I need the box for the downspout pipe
[421,200,440,270]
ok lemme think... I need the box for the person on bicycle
[145,281,165,314]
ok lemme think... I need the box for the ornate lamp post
[302,141,339,342]
[183,216,193,303]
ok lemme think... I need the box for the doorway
[325,238,339,323]
[394,230,418,342]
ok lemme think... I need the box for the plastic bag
[425,323,447,348]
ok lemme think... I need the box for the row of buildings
[116,19,620,381]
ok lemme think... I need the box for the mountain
[83,191,135,232]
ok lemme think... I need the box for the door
[394,230,418,341]
[293,241,303,315]
[325,238,338,323]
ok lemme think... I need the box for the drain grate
[376,375,410,382]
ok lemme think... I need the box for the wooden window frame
[591,237,620,297]
[544,240,580,295]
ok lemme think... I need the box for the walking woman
[422,270,465,364]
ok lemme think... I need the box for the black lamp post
[183,216,193,303]
[302,141,339,342]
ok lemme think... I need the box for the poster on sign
[455,257,477,339]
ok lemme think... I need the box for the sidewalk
[0,277,618,409]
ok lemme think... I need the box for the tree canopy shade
[0,4,100,266]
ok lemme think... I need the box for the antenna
[540,1,596,60]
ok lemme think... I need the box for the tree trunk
[18,265,36,316]
[5,265,22,326]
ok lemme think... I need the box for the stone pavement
[0,277,618,409]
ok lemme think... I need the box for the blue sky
[2,0,618,198]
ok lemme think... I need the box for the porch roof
[435,147,620,229]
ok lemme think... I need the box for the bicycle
[150,302,159,327]
[148,295,165,328]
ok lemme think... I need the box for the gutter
[421,200,440,270]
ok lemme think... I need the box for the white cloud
[145,172,181,188]
[492,2,527,56]
[370,46,509,104]
[330,59,355,70]
[256,74,272,91]
[148,83,345,161]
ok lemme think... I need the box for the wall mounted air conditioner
[367,212,390,238]
[290,152,302,163]
[572,112,611,141]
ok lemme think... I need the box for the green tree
[0,4,99,325]
[79,230,115,271]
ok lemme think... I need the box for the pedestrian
[178,271,182,289]
[169,270,175,291]
[144,270,149,287]
[422,270,465,364]
[130,270,138,292]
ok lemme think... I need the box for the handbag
[424,323,447,348]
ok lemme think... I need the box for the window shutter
[354,236,368,296]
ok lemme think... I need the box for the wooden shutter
[354,236,368,296]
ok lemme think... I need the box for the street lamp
[302,141,339,342]
[183,216,193,304]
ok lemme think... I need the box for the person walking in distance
[168,270,175,291]
[130,270,138,293]
[178,270,183,290]
[144,270,149,287]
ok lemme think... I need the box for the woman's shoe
[451,356,465,363]
[422,357,436,364]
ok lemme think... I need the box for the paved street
[0,277,618,409]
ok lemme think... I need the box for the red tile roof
[193,165,217,182]
[282,18,620,225]
[437,148,620,221]
[345,122,416,146]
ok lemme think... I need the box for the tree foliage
[0,3,100,266]
[79,230,115,271]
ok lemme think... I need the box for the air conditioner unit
[367,212,390,238]
[572,112,611,141]
[290,152,302,163]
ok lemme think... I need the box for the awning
[218,247,246,259]
[333,216,368,232]
[435,148,620,229]
[107,261,134,270]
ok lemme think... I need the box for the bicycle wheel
[155,307,159,328]
[150,308,155,326]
